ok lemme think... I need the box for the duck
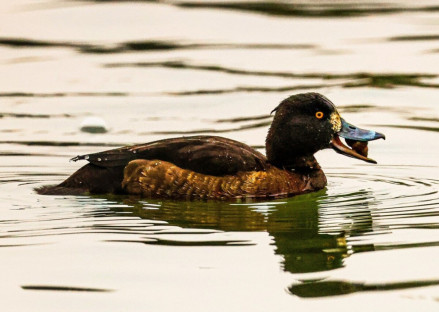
[37,92,385,199]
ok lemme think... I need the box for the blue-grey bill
[331,119,385,164]
[338,119,385,142]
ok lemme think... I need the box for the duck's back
[72,135,270,176]
[39,136,272,195]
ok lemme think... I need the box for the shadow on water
[389,34,439,42]
[0,112,73,119]
[143,120,272,135]
[0,91,128,98]
[2,38,438,92]
[3,68,434,99]
[107,61,439,87]
[78,0,439,18]
[105,61,439,95]
[173,1,439,18]
[0,37,315,54]
[21,285,114,292]
[288,279,439,298]
[2,36,439,97]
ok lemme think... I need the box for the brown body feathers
[122,159,326,200]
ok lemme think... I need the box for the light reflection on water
[1,0,439,311]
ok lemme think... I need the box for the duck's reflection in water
[266,192,349,273]
[93,191,439,297]
[98,191,359,270]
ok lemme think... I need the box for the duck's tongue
[330,118,385,164]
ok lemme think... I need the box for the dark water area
[1,0,439,311]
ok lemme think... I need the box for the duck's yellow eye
[315,111,324,119]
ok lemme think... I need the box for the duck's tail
[35,163,125,195]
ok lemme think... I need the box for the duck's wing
[71,135,269,176]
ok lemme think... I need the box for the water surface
[1,0,439,311]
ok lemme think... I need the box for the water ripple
[1,163,439,275]
[0,37,315,54]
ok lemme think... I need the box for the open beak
[331,118,385,164]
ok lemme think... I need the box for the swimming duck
[37,93,384,199]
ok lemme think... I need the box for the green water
[1,0,439,311]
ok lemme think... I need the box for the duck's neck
[265,124,321,171]
[266,149,321,171]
